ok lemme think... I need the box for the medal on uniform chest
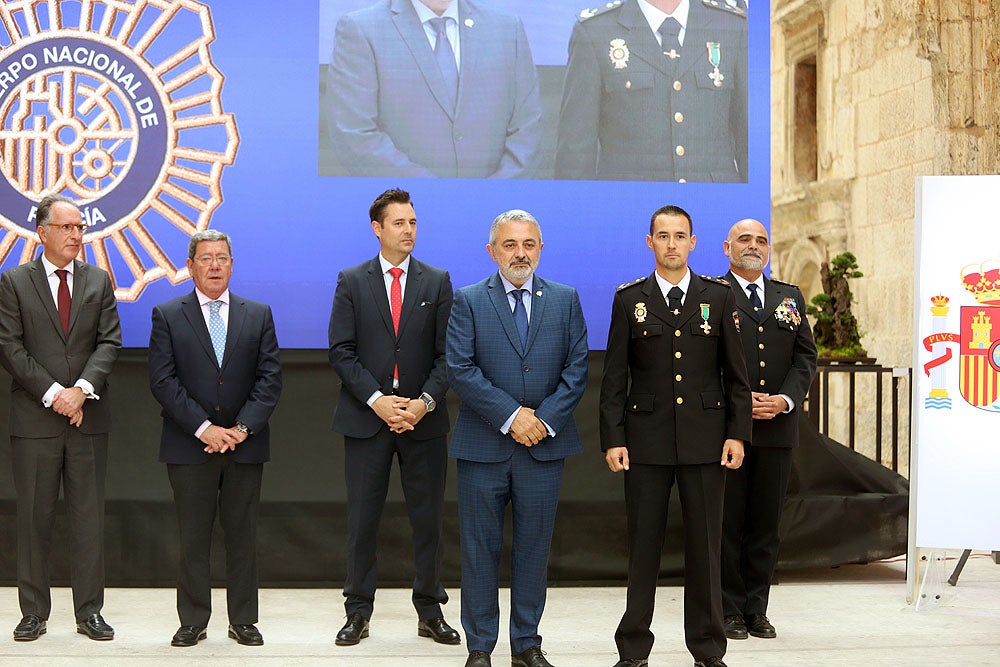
[732,310,741,332]
[706,42,724,87]
[634,302,647,323]
[609,38,630,69]
[700,303,712,334]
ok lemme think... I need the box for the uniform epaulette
[701,0,747,19]
[578,0,623,22]
[616,276,645,291]
[770,278,800,289]
[701,275,730,286]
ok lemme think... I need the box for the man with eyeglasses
[0,194,122,642]
[148,229,282,648]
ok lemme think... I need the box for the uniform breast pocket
[688,320,720,337]
[605,71,653,95]
[631,324,663,339]
[773,318,799,333]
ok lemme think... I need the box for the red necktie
[55,269,71,335]
[389,267,403,381]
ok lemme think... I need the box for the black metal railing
[804,359,912,474]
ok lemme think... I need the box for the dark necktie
[658,17,682,62]
[667,286,683,316]
[511,289,529,349]
[55,269,70,335]
[747,283,763,320]
[429,17,458,108]
[389,267,403,381]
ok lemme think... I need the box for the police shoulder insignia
[579,0,623,22]
[770,278,801,289]
[617,276,645,292]
[701,275,730,286]
[701,0,747,18]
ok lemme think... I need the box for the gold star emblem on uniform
[609,38,630,69]
[634,302,647,323]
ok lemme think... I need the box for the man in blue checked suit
[447,210,588,667]
[325,0,542,178]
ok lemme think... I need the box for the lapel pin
[464,18,474,28]
[535,290,542,297]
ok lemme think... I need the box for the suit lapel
[222,294,246,371]
[455,0,476,112]
[27,258,65,340]
[365,257,396,339]
[523,276,546,353]
[678,273,704,327]
[618,0,672,76]
[676,1,708,80]
[487,273,526,357]
[392,0,457,119]
[67,259,88,337]
[726,270,757,319]
[396,258,422,339]
[762,277,784,322]
[180,293,218,367]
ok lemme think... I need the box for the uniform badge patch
[634,302,647,323]
[609,39,630,69]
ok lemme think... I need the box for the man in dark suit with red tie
[720,219,817,642]
[0,195,121,642]
[328,188,458,647]
[148,230,282,648]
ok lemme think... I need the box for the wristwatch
[235,422,252,435]
[419,392,436,412]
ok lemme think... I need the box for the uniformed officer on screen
[600,205,751,667]
[556,0,748,183]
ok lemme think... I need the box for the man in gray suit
[0,194,122,642]
[326,0,542,178]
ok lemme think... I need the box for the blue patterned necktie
[429,17,458,108]
[208,300,226,365]
[511,289,529,349]
[747,283,763,320]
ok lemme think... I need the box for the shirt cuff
[194,420,212,439]
[41,382,64,408]
[500,408,519,434]
[75,379,99,400]
[779,394,794,413]
[367,390,384,407]
[539,418,556,438]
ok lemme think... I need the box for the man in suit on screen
[0,194,121,642]
[720,218,817,642]
[148,230,282,648]
[447,210,588,667]
[328,188,459,647]
[325,0,543,178]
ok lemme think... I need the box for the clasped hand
[509,407,547,447]
[373,395,427,434]
[51,386,85,427]
[199,424,248,453]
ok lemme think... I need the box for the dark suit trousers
[343,431,448,620]
[721,445,792,617]
[167,457,263,627]
[616,462,726,662]
[457,447,564,655]
[11,430,107,622]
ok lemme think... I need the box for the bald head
[723,218,770,280]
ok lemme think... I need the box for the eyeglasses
[45,223,88,234]
[193,255,232,266]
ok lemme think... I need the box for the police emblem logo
[634,302,647,323]
[0,0,239,301]
[609,39,629,70]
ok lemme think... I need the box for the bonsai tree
[806,252,868,358]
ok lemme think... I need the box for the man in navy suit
[148,230,282,648]
[720,219,816,642]
[325,0,542,178]
[447,210,589,667]
[328,189,459,647]
[0,195,121,642]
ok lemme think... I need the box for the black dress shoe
[746,613,776,638]
[613,660,648,667]
[76,613,114,640]
[228,623,264,646]
[171,625,207,647]
[512,646,554,667]
[694,657,728,667]
[466,650,492,667]
[335,613,369,646]
[723,614,748,640]
[417,616,461,644]
[13,615,46,641]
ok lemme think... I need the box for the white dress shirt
[39,255,97,407]
[366,254,413,406]
[411,0,461,68]
[637,0,690,47]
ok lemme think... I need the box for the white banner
[913,175,1000,551]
